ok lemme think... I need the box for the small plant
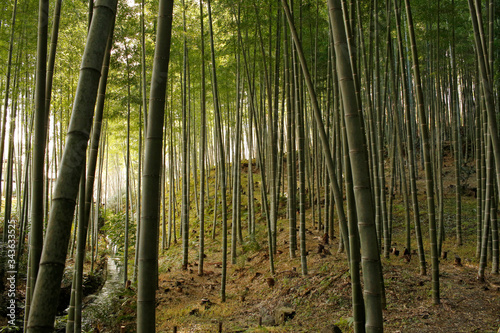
[335,316,354,330]
[319,261,330,273]
[242,239,261,253]
[327,295,342,306]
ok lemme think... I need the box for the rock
[321,324,342,333]
[274,307,296,324]
[258,307,277,327]
[261,315,276,327]
[82,271,105,296]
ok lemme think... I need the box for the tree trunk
[327,0,384,330]
[181,0,190,271]
[26,0,50,323]
[207,0,229,302]
[198,0,207,276]
[0,0,18,239]
[393,0,426,275]
[124,38,132,286]
[282,0,350,263]
[26,2,117,331]
[137,0,174,331]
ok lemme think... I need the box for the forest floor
[106,154,500,333]
[3,154,499,332]
[110,222,500,333]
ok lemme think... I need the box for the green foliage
[101,209,136,257]
[318,261,331,274]
[335,316,354,330]
[82,280,136,332]
[242,238,261,253]
[0,325,21,332]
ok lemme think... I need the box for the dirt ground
[110,221,500,333]
[108,157,500,333]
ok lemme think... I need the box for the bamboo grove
[0,0,498,332]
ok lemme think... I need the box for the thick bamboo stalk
[327,0,384,330]
[27,1,117,331]
[137,0,174,331]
